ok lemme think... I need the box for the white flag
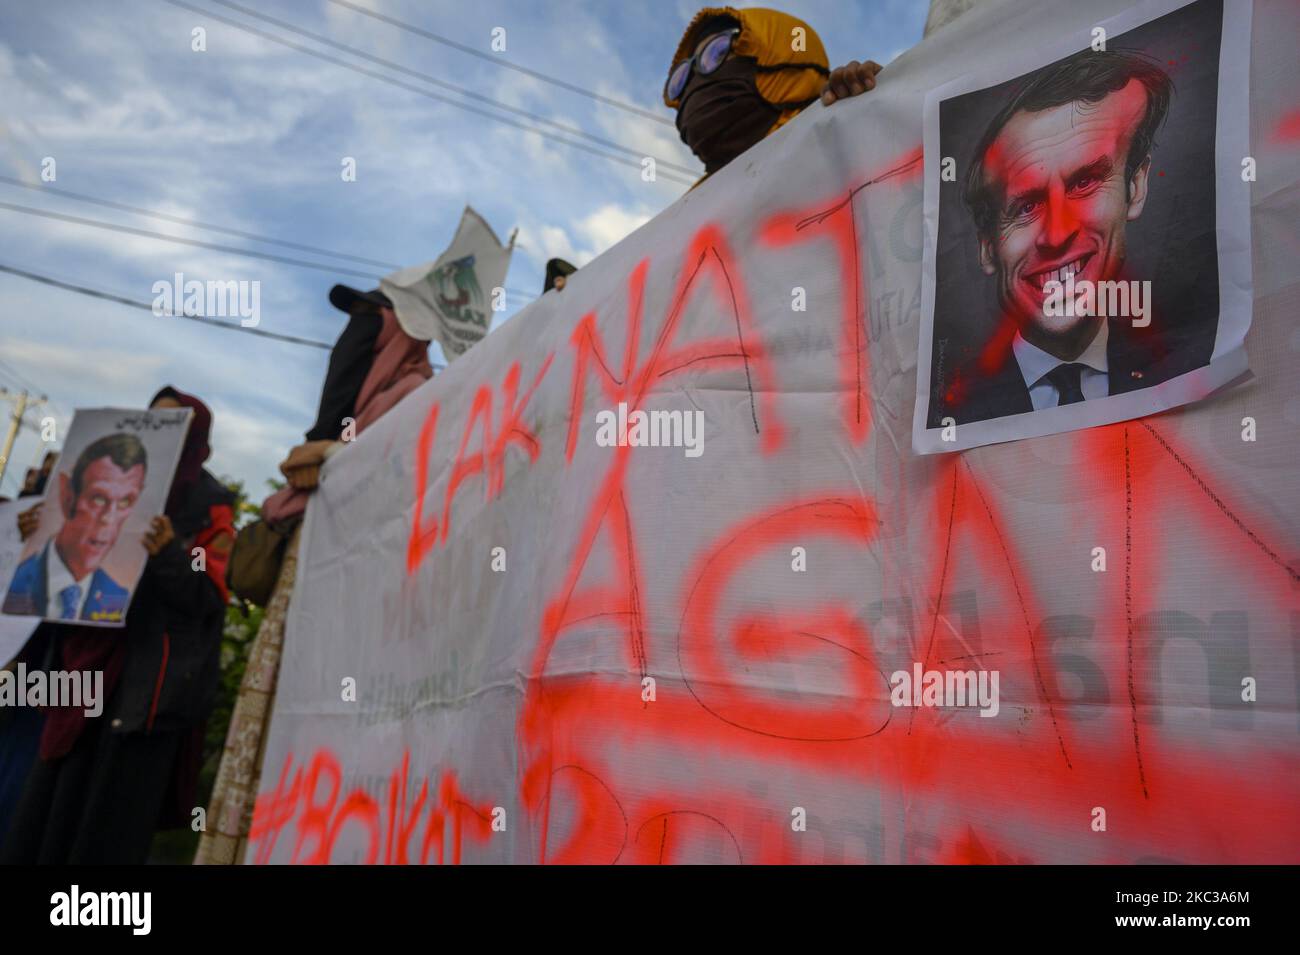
[380,206,513,360]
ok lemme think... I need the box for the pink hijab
[352,309,434,432]
[262,309,432,525]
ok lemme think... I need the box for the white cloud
[574,203,654,260]
[1,338,169,392]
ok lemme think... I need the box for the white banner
[381,206,512,359]
[250,0,1299,864]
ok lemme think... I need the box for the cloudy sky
[0,0,926,500]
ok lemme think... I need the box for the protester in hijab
[544,258,577,294]
[262,284,433,522]
[14,451,56,501]
[664,7,882,179]
[0,518,50,848]
[198,286,432,863]
[0,647,44,848]
[0,453,60,838]
[2,386,236,864]
[23,452,56,499]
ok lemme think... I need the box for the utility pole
[0,388,47,489]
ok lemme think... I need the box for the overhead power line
[0,262,446,370]
[0,174,398,270]
[201,0,693,174]
[0,198,385,281]
[0,357,45,399]
[322,0,676,128]
[0,262,333,350]
[0,356,65,419]
[162,0,698,185]
[0,180,538,300]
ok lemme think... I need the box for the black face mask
[675,56,780,175]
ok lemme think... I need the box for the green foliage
[149,477,278,861]
[204,599,265,783]
[220,474,266,529]
[152,590,267,862]
[195,474,279,802]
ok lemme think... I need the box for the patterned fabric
[193,525,300,865]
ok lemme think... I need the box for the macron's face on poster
[976,79,1152,355]
[56,457,146,580]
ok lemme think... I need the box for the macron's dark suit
[1,543,130,623]
[935,318,1189,427]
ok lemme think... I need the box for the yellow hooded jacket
[664,6,830,138]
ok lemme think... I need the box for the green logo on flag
[432,255,488,329]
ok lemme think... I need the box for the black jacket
[932,317,1198,427]
[305,309,382,441]
[106,471,235,735]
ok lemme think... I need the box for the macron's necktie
[58,583,82,620]
[1044,362,1088,406]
